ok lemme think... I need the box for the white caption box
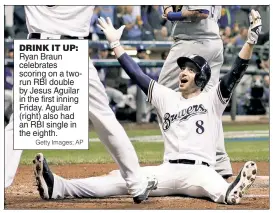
[14,40,89,150]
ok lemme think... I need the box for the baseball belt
[169,159,210,167]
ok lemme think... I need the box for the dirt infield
[5,162,269,209]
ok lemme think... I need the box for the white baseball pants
[51,163,229,203]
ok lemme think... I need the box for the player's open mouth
[180,79,188,84]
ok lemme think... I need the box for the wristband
[167,12,184,21]
[110,40,121,49]
[163,6,172,14]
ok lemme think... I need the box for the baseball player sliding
[5,6,157,204]
[33,9,262,205]
[160,5,232,179]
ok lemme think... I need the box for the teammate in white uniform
[160,6,232,178]
[33,10,262,205]
[5,6,157,203]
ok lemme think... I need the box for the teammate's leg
[88,61,149,196]
[5,113,23,188]
[158,39,223,90]
[4,90,13,127]
[158,40,187,90]
[214,119,233,178]
[202,39,224,92]
[203,39,233,178]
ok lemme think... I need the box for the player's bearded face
[179,62,200,93]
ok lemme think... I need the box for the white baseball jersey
[172,6,222,40]
[147,80,229,166]
[24,6,95,37]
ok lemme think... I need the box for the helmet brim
[177,57,201,72]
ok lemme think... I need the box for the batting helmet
[177,54,211,90]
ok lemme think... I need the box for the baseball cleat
[133,177,158,204]
[225,161,257,205]
[33,153,54,199]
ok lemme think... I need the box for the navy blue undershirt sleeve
[167,9,209,21]
[219,56,249,99]
[118,53,152,95]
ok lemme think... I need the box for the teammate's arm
[219,9,262,101]
[163,6,209,21]
[181,10,209,19]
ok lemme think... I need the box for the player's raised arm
[97,17,152,95]
[219,9,262,100]
[162,6,209,21]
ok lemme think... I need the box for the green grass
[225,141,269,161]
[223,123,269,132]
[20,140,269,165]
[20,123,269,165]
[89,123,269,138]
[89,129,161,138]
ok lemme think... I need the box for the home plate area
[5,162,269,209]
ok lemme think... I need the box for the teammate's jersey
[172,6,222,40]
[147,80,229,167]
[24,6,95,37]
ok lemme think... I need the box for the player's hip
[172,38,223,49]
[172,32,221,41]
[164,153,215,167]
[169,39,223,64]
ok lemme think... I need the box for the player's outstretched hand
[97,17,125,43]
[247,9,262,45]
